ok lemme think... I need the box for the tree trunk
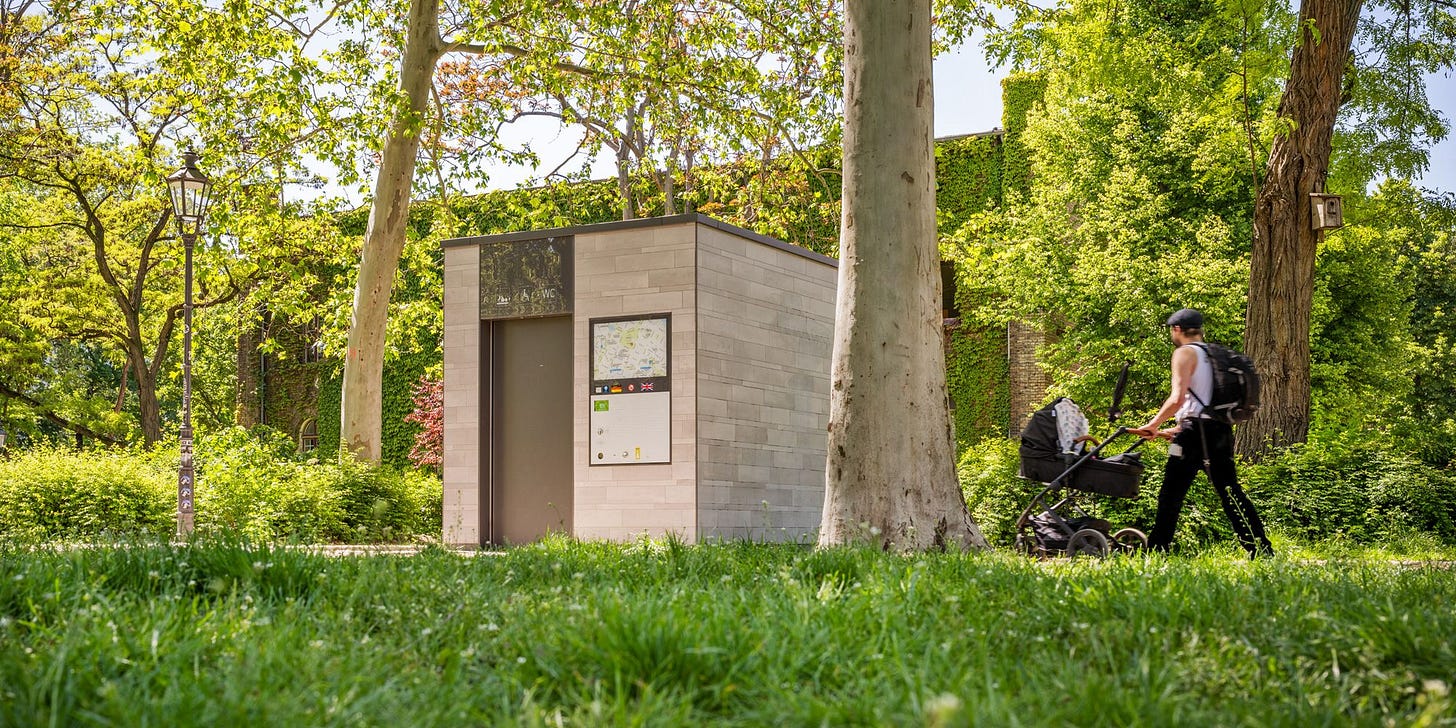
[819,0,986,551]
[1238,0,1361,459]
[134,359,162,446]
[339,0,443,463]
[114,360,129,412]
[616,107,636,220]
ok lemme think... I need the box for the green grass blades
[1,540,1453,726]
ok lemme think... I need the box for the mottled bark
[1239,0,1362,459]
[819,0,986,550]
[339,0,443,463]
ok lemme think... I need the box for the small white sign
[590,392,671,464]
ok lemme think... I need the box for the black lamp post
[165,150,212,537]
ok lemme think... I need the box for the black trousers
[1148,419,1273,557]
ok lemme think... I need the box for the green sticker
[593,400,609,411]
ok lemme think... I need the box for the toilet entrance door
[485,315,573,544]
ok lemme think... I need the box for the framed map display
[479,236,573,320]
[589,314,671,465]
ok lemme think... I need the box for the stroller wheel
[1111,528,1148,552]
[1014,532,1038,557]
[1067,529,1110,558]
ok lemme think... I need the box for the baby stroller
[1014,364,1150,558]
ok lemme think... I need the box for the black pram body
[1014,397,1147,556]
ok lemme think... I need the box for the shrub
[403,375,443,472]
[0,427,443,544]
[958,437,1038,546]
[1243,434,1456,543]
[323,457,442,542]
[195,427,348,542]
[0,447,173,541]
[195,427,443,543]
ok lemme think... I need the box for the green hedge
[0,429,443,543]
[1244,438,1456,543]
[0,448,174,540]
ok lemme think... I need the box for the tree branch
[0,383,125,446]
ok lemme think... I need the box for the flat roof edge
[441,213,837,268]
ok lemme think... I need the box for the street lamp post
[166,150,212,537]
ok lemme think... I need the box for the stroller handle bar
[1048,426,1142,488]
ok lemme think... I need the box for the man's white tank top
[1177,344,1214,421]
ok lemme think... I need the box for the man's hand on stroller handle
[1129,425,1178,440]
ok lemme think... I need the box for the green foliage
[316,361,343,457]
[944,324,1010,452]
[193,427,443,543]
[1243,433,1456,543]
[1309,222,1416,420]
[324,453,443,542]
[194,428,348,542]
[316,351,436,469]
[958,437,1039,545]
[0,429,441,543]
[4,542,1456,724]
[0,448,173,540]
[935,134,1003,235]
[999,72,1047,197]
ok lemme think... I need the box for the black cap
[1166,308,1203,329]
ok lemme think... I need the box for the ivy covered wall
[945,322,1012,451]
[936,133,1004,235]
[1000,71,1047,198]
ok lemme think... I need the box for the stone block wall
[571,223,699,542]
[694,224,835,542]
[441,245,482,545]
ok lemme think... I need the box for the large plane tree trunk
[819,0,986,551]
[339,0,443,462]
[1238,0,1361,459]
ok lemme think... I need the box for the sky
[476,40,1455,198]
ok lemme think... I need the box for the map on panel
[591,317,668,381]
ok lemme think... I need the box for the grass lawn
[1,537,1452,726]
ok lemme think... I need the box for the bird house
[1310,193,1344,231]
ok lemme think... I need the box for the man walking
[1130,308,1274,558]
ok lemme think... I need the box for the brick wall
[1007,319,1051,433]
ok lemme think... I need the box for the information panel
[590,392,672,464]
[589,314,671,465]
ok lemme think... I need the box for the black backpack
[1191,343,1261,424]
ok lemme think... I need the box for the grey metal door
[488,316,573,544]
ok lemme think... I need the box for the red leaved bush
[404,375,443,472]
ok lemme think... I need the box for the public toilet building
[441,214,837,546]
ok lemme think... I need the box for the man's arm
[1131,345,1198,438]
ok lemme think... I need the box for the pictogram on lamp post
[165,150,212,537]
